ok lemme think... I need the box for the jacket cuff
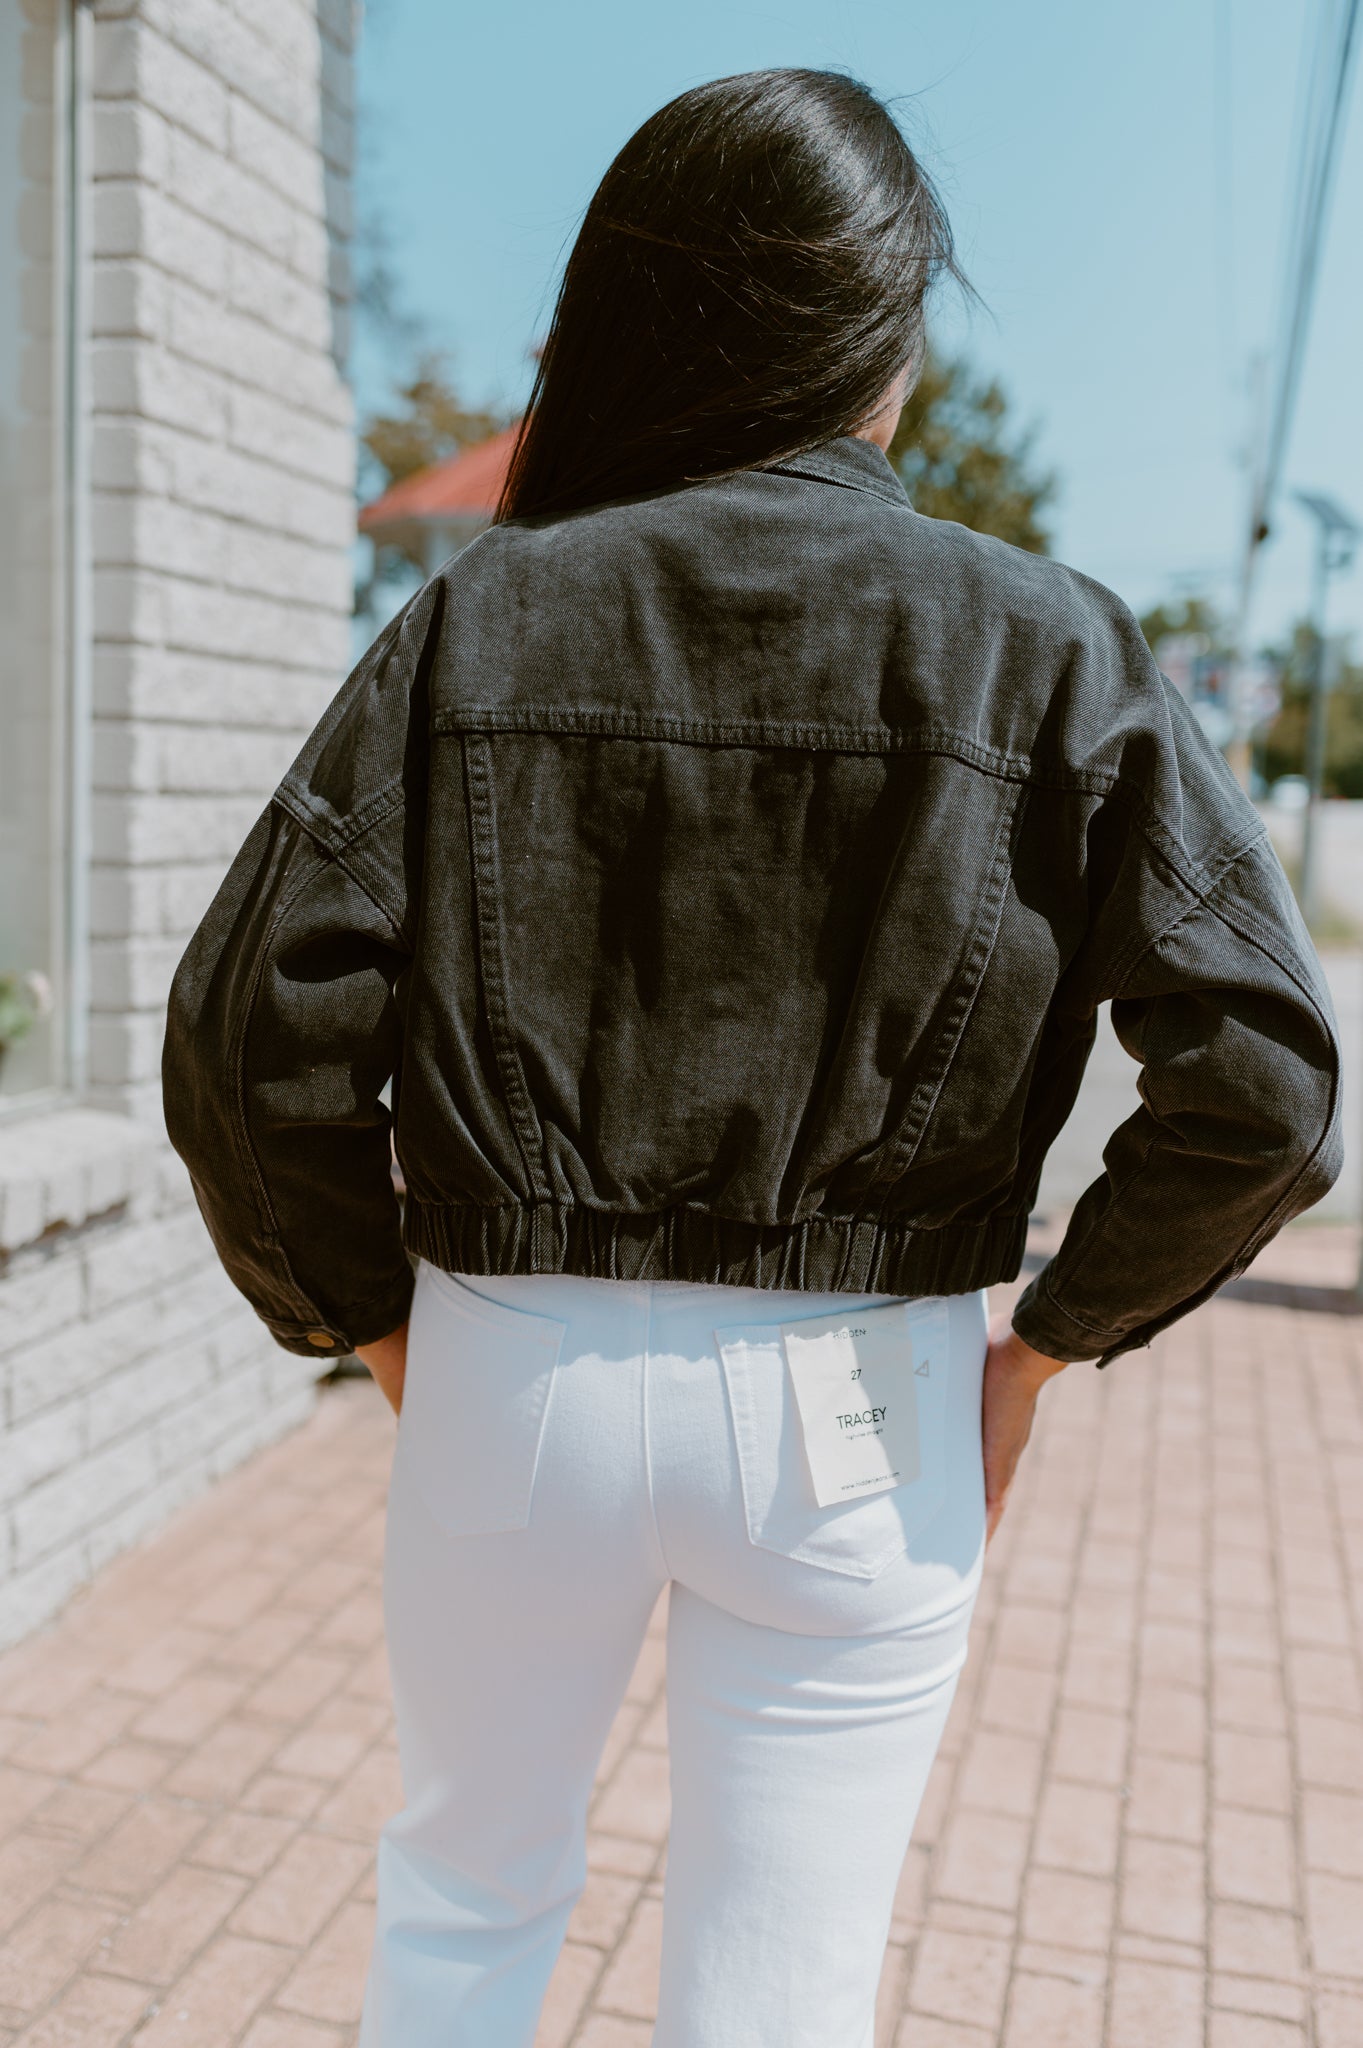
[1010,1264,1122,1365]
[261,1264,416,1361]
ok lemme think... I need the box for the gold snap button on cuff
[306,1330,336,1347]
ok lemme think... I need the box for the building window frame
[0,0,90,1119]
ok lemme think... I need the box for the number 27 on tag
[779,1310,923,1509]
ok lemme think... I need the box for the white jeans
[359,1260,988,2048]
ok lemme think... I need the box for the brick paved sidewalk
[0,1227,1359,2047]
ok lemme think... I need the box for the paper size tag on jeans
[780,1306,921,1508]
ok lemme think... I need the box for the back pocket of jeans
[713,1296,951,1580]
[393,1263,568,1537]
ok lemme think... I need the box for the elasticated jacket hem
[402,1195,1032,1304]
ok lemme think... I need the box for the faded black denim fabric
[162,435,1343,1367]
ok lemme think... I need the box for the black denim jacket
[162,434,1343,1367]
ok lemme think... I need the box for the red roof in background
[358,422,521,532]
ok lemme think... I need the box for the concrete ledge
[0,1106,160,1257]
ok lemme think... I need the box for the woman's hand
[354,1320,409,1418]
[982,1325,1068,1546]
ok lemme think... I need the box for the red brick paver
[0,1226,1359,2046]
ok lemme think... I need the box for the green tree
[360,351,509,495]
[1136,594,1225,653]
[887,350,1056,553]
[1257,623,1363,799]
[358,346,1058,561]
[1134,596,1363,798]
[356,356,512,603]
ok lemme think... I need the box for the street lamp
[1291,491,1360,929]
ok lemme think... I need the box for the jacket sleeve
[161,581,443,1359]
[1012,815,1344,1369]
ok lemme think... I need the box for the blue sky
[353,0,1362,651]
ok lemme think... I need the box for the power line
[1235,0,1360,621]
[1264,2,1359,518]
[1212,0,1237,391]
[1226,0,1360,783]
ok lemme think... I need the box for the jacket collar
[761,434,911,509]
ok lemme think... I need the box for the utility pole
[1292,491,1359,929]
[1288,492,1363,1306]
[1224,0,1361,786]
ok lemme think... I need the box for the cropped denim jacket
[162,435,1343,1366]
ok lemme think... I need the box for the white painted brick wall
[0,0,362,1651]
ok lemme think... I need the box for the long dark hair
[495,69,965,522]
